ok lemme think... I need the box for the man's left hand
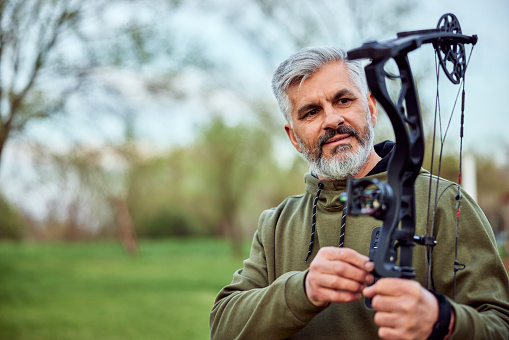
[363,278,444,340]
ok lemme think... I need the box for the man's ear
[367,93,378,127]
[284,123,302,153]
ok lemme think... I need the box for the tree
[0,0,213,166]
[0,0,84,166]
[0,0,217,243]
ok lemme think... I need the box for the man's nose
[322,106,345,129]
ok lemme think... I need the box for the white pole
[462,154,477,202]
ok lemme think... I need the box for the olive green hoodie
[210,161,509,339]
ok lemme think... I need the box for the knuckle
[306,273,318,289]
[401,300,413,313]
[329,275,341,287]
[334,262,347,276]
[309,290,320,301]
[401,299,418,315]
[309,261,319,271]
[406,319,417,332]
[337,247,354,259]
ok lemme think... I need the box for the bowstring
[424,53,441,290]
[453,45,475,299]
[425,45,475,297]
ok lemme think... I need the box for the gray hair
[271,46,368,123]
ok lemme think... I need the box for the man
[209,47,509,339]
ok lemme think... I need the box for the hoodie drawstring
[305,182,323,262]
[304,183,348,262]
[339,202,347,248]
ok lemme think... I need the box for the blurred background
[1,0,508,339]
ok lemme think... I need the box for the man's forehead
[296,61,348,86]
[287,61,359,102]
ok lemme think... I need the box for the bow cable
[425,45,475,295]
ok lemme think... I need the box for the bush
[0,196,25,240]
[135,208,211,238]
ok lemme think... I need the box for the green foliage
[194,117,273,232]
[0,195,25,240]
[500,245,509,258]
[0,239,247,339]
[422,147,460,183]
[135,207,211,238]
[127,116,279,239]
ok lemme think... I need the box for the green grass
[0,239,247,340]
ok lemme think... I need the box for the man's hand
[363,278,452,340]
[305,247,374,307]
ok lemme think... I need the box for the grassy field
[1,239,507,340]
[0,239,247,340]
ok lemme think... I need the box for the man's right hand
[305,247,375,307]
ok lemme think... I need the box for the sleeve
[209,209,325,340]
[431,185,509,340]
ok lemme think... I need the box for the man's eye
[337,98,352,106]
[305,109,318,117]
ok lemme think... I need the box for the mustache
[317,125,360,148]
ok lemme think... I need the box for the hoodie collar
[304,174,347,210]
[303,140,396,210]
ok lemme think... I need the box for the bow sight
[342,13,477,282]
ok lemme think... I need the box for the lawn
[0,239,247,340]
[1,239,507,340]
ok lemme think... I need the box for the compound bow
[341,13,477,302]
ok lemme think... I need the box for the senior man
[210,46,509,340]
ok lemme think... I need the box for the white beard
[295,111,374,180]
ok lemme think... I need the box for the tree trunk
[220,217,243,257]
[0,123,10,170]
[110,197,138,255]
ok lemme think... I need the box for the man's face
[284,61,377,179]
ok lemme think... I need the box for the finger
[374,311,400,329]
[307,272,365,304]
[375,314,424,340]
[314,273,367,293]
[312,286,363,304]
[327,289,363,304]
[311,259,373,285]
[377,326,404,340]
[320,247,373,270]
[370,294,407,313]
[370,278,421,297]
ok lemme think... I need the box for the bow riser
[364,54,425,278]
